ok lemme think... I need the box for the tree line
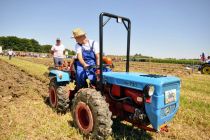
[0,36,75,55]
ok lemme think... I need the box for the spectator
[8,49,13,60]
[206,56,210,64]
[200,52,206,62]
[51,38,65,67]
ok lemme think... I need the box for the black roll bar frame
[99,12,131,93]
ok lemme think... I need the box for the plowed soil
[0,60,47,108]
[0,59,80,140]
[0,60,45,139]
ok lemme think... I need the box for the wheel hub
[75,102,93,134]
[49,87,57,107]
[203,66,210,74]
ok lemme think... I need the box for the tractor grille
[160,104,176,118]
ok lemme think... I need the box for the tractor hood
[102,72,180,91]
[103,72,181,131]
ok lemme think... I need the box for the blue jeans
[53,57,63,66]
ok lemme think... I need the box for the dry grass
[1,96,81,140]
[0,56,209,140]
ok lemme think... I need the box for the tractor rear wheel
[49,78,70,113]
[71,88,112,139]
[201,64,210,74]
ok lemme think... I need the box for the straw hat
[72,28,86,38]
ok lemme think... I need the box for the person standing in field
[51,38,65,67]
[200,52,206,62]
[72,28,99,88]
[8,49,13,60]
[206,56,210,64]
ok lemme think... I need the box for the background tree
[0,36,75,54]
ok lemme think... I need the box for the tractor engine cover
[103,72,180,131]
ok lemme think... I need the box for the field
[0,56,209,140]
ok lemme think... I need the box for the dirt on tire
[72,88,112,140]
[49,78,70,113]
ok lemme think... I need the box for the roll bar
[99,12,131,92]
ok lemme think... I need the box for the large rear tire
[72,88,112,140]
[49,78,70,113]
[201,64,210,74]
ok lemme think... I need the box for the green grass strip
[0,56,48,82]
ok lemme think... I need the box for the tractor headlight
[148,85,155,96]
[143,85,155,97]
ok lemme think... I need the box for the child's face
[75,35,86,44]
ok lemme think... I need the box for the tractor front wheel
[49,78,70,113]
[72,88,112,139]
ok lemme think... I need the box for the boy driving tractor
[72,28,100,88]
[50,29,112,88]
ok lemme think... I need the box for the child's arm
[95,53,100,66]
[50,46,55,55]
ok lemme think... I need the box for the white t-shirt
[206,59,210,63]
[8,50,13,55]
[51,44,65,58]
[75,40,99,55]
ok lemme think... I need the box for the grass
[2,91,81,140]
[0,56,48,82]
[166,74,210,140]
[131,57,202,65]
[0,56,210,139]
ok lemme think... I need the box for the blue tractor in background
[48,12,181,139]
[198,53,210,74]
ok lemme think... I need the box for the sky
[0,0,210,59]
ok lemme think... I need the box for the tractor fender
[49,70,70,82]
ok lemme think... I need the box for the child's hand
[83,64,89,70]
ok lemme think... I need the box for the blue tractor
[48,12,181,139]
[199,57,210,75]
